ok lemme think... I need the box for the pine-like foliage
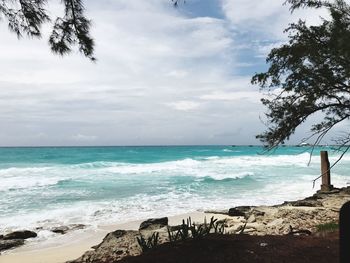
[252,0,350,149]
[0,0,94,60]
[49,0,94,60]
[0,0,50,37]
[0,0,182,60]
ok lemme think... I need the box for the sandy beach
[0,212,230,263]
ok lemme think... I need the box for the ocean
[0,146,349,235]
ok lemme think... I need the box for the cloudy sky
[0,0,332,146]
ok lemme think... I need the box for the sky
[0,0,338,146]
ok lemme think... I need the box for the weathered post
[320,151,333,192]
[340,201,350,263]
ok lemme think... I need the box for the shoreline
[1,187,350,263]
[0,211,230,263]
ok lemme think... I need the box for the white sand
[0,211,229,263]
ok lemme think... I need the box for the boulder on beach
[51,226,70,234]
[0,239,25,252]
[3,230,37,240]
[228,206,252,217]
[139,217,168,231]
[51,224,86,235]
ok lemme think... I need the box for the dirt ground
[119,231,339,263]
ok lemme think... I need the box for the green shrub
[316,222,339,232]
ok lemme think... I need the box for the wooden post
[320,151,333,192]
[340,201,350,263]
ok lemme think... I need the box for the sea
[0,145,349,237]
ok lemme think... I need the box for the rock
[91,230,127,250]
[204,210,228,215]
[68,230,142,263]
[0,239,25,252]
[340,186,350,195]
[243,228,255,233]
[289,200,323,207]
[235,224,244,233]
[247,215,256,223]
[70,224,86,231]
[288,227,312,236]
[3,230,37,240]
[139,217,168,231]
[51,226,70,234]
[267,218,284,227]
[51,224,86,234]
[228,206,252,217]
[252,209,265,217]
[315,189,340,196]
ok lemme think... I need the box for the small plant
[179,218,191,240]
[167,216,226,242]
[137,232,159,252]
[190,223,205,239]
[167,226,181,242]
[213,219,226,234]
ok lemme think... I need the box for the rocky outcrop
[0,230,37,252]
[225,186,350,236]
[3,230,37,240]
[0,239,25,252]
[68,186,350,263]
[228,206,252,217]
[139,217,168,231]
[68,230,142,263]
[69,218,173,263]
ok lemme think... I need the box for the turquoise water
[0,146,349,233]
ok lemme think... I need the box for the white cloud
[200,91,261,103]
[221,0,330,38]
[166,100,200,111]
[0,0,250,146]
[2,0,335,146]
[166,70,188,78]
[72,134,98,142]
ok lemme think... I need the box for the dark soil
[119,232,339,263]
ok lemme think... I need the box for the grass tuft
[316,222,339,232]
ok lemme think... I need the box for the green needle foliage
[0,0,181,60]
[0,0,95,60]
[49,0,95,61]
[252,0,350,150]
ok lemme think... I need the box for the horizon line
[0,144,337,148]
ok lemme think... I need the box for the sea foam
[0,146,349,237]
